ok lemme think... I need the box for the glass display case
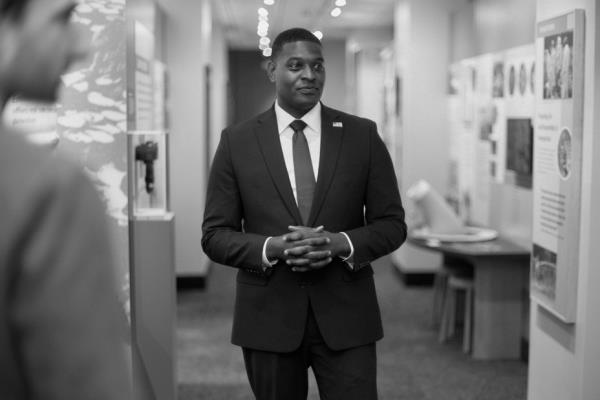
[127,130,169,217]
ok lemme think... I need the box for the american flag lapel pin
[333,121,343,128]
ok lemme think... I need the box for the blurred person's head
[0,0,29,18]
[0,0,87,107]
[267,27,325,118]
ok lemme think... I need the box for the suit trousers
[242,303,378,400]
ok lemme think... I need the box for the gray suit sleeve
[201,129,267,271]
[344,121,407,268]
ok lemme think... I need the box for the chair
[438,274,474,353]
[431,256,472,326]
[431,266,449,326]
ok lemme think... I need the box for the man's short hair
[271,27,321,61]
[0,0,29,18]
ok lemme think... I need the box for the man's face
[0,0,87,102]
[267,40,325,118]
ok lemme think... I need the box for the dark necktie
[290,119,315,224]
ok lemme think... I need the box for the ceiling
[213,0,397,49]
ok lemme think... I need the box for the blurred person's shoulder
[0,127,97,225]
[0,127,83,187]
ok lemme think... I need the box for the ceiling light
[257,7,268,17]
[313,31,323,40]
[331,7,342,17]
[262,48,272,57]
[257,21,269,30]
[348,40,361,53]
[258,29,268,37]
[259,42,269,50]
[258,14,268,22]
[264,0,275,4]
[335,0,346,6]
[259,37,271,45]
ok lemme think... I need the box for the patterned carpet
[176,257,527,400]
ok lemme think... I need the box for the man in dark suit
[202,27,406,400]
[0,1,130,399]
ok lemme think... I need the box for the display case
[127,130,169,217]
[127,129,176,400]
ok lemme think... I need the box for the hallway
[176,257,527,400]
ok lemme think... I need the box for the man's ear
[266,60,276,83]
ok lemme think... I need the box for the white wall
[396,0,453,197]
[209,23,228,161]
[527,1,600,399]
[345,27,393,118]
[350,28,394,128]
[158,0,226,276]
[392,0,453,272]
[356,49,385,129]
[320,39,347,112]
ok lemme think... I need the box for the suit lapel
[255,107,303,224]
[307,105,343,226]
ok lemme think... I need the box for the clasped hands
[266,225,350,272]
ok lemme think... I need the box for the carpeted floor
[176,257,528,400]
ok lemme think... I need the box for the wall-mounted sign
[127,21,154,131]
[531,9,584,323]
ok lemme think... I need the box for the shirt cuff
[339,232,355,270]
[261,236,278,270]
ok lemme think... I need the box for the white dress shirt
[261,101,354,269]
[275,101,322,201]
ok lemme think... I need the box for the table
[409,236,530,360]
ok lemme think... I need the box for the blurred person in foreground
[0,0,131,399]
[202,28,406,399]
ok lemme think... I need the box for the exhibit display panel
[448,42,537,220]
[126,11,176,400]
[531,9,585,323]
[447,56,496,226]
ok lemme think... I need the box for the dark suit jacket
[202,104,406,353]
[0,129,130,400]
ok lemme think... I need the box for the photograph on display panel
[542,31,573,100]
[518,63,527,96]
[508,65,516,96]
[530,62,536,94]
[492,61,504,98]
[532,244,557,300]
[506,118,533,189]
[557,127,572,179]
